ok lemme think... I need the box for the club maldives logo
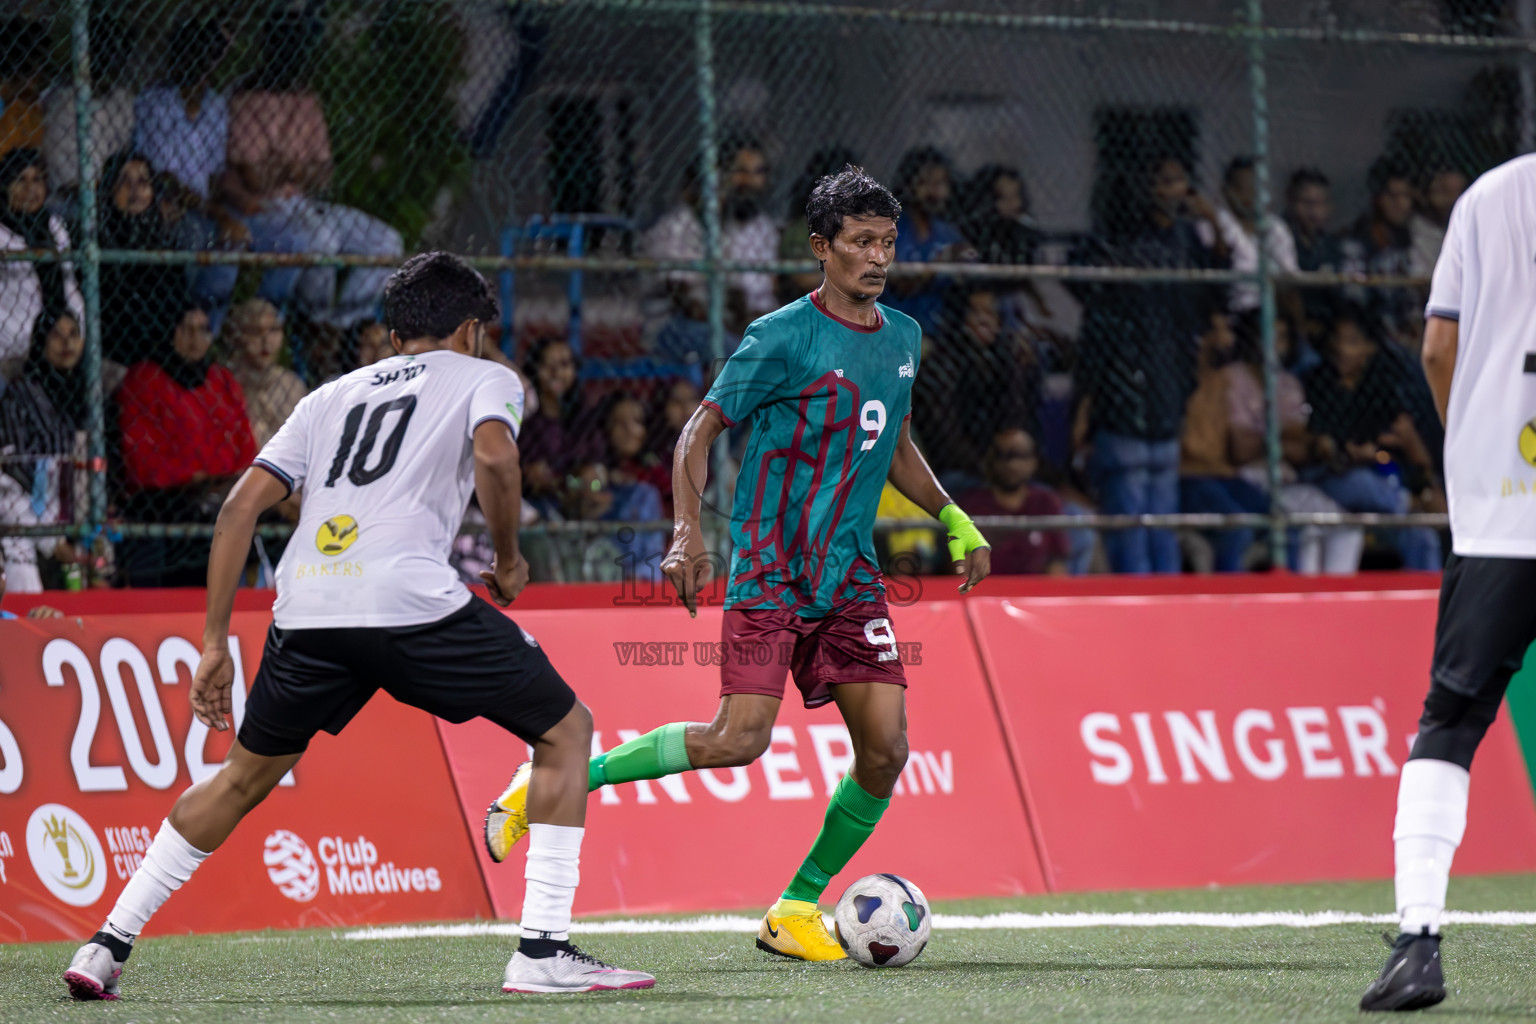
[262,829,442,901]
[263,829,320,903]
[26,804,107,907]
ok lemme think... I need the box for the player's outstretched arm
[473,420,529,607]
[662,403,727,617]
[886,418,991,593]
[195,465,289,730]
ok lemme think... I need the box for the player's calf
[686,720,773,769]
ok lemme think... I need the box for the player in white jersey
[1360,155,1536,1012]
[63,254,654,1000]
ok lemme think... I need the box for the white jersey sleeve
[1426,200,1465,322]
[467,364,526,440]
[252,390,316,494]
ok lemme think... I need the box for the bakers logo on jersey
[317,515,360,556]
[1520,417,1536,469]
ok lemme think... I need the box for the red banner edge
[963,599,1057,893]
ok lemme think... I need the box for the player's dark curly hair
[383,252,499,342]
[805,165,902,244]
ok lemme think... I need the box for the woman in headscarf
[98,150,186,364]
[0,311,88,590]
[0,148,83,374]
[117,301,255,586]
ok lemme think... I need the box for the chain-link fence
[0,0,1515,589]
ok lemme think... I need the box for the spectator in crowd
[0,148,81,376]
[220,10,401,330]
[134,19,232,203]
[117,302,256,586]
[888,146,971,334]
[719,137,779,325]
[1078,153,1227,574]
[648,376,698,465]
[962,163,1081,365]
[1340,158,1417,346]
[135,20,283,322]
[957,428,1069,575]
[0,311,89,591]
[97,152,191,364]
[643,162,708,321]
[1301,309,1442,570]
[43,14,136,196]
[1284,166,1342,353]
[963,164,1039,267]
[1409,165,1469,277]
[1208,156,1301,318]
[643,138,779,332]
[1177,310,1271,572]
[519,337,592,515]
[0,19,48,160]
[224,299,307,449]
[1224,312,1363,574]
[0,564,62,619]
[914,285,1041,488]
[778,147,860,304]
[604,391,672,518]
[564,460,666,583]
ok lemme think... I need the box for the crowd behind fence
[1,0,1518,590]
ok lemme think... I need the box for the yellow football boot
[755,898,848,961]
[483,761,532,863]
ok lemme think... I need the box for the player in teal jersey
[485,167,991,960]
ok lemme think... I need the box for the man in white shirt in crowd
[642,137,779,329]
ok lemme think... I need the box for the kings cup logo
[263,829,320,902]
[26,804,107,907]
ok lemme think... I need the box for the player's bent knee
[856,734,908,788]
[1410,683,1500,771]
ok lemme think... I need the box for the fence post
[695,0,731,532]
[69,0,105,529]
[1247,0,1286,570]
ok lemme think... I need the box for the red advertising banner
[0,614,491,943]
[437,599,1046,919]
[969,591,1536,892]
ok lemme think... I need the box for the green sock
[588,722,693,791]
[781,774,891,904]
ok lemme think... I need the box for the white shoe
[502,944,656,994]
[64,942,124,1001]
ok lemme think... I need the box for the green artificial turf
[6,876,1536,1022]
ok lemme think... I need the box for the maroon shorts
[718,596,908,709]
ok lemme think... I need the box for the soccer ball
[832,873,931,968]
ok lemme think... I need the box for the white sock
[104,819,210,938]
[520,823,583,941]
[1393,758,1470,936]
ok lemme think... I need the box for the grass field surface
[7,875,1536,1022]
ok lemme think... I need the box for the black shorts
[1429,553,1536,702]
[238,597,577,757]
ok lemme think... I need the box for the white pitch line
[341,910,1536,941]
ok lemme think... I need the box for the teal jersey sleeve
[701,322,798,427]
